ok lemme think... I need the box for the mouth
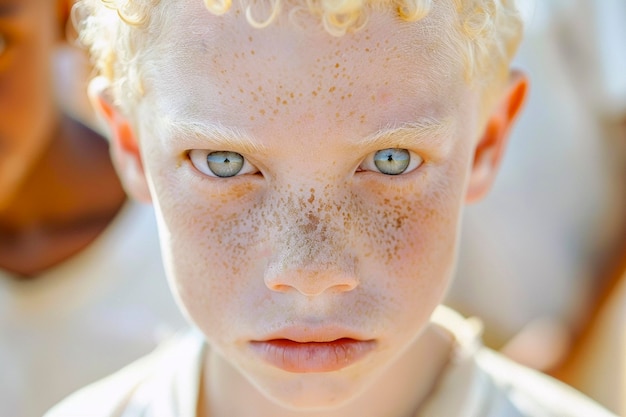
[249,338,377,373]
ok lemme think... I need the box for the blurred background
[447,0,626,415]
[0,2,186,417]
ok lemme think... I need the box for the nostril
[266,282,291,293]
[337,281,358,292]
[264,270,359,296]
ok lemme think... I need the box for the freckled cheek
[148,174,264,331]
[359,189,461,298]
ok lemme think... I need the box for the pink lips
[250,338,376,373]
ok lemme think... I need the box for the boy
[47,0,617,415]
[0,1,184,416]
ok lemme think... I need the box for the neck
[199,323,453,417]
[0,115,126,278]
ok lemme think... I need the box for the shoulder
[476,348,618,417]
[44,329,205,417]
[425,306,617,417]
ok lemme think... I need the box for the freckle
[248,36,253,42]
[273,109,279,115]
[282,100,287,105]
[341,96,345,100]
[335,63,340,68]
[328,86,336,93]
[258,86,263,92]
[259,109,266,116]
[251,50,255,55]
[250,115,255,121]
[312,91,318,97]
[289,92,294,99]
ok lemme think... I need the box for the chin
[249,369,374,410]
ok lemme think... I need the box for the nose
[264,265,359,296]
[263,210,360,296]
[261,185,360,296]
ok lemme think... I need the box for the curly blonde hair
[75,0,522,115]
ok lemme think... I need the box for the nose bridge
[263,185,359,296]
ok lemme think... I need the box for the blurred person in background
[446,0,626,414]
[0,1,185,416]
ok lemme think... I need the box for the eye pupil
[374,148,410,175]
[207,151,244,177]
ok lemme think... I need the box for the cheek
[150,171,266,330]
[357,165,468,321]
[363,171,463,269]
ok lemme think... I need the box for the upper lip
[252,324,372,343]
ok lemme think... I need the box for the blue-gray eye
[373,148,410,175]
[207,151,244,177]
[358,148,423,176]
[188,150,258,178]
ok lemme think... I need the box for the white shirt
[44,306,616,417]
[0,202,187,417]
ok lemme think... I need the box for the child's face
[0,0,60,209]
[103,0,522,409]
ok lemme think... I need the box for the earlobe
[465,70,528,204]
[89,77,152,203]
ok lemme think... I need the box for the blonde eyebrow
[359,117,455,151]
[159,116,453,156]
[164,118,267,155]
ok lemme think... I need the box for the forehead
[141,0,466,142]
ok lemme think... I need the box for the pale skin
[0,0,125,277]
[93,1,527,416]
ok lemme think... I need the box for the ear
[89,77,152,203]
[465,70,528,204]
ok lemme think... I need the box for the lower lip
[249,338,376,373]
